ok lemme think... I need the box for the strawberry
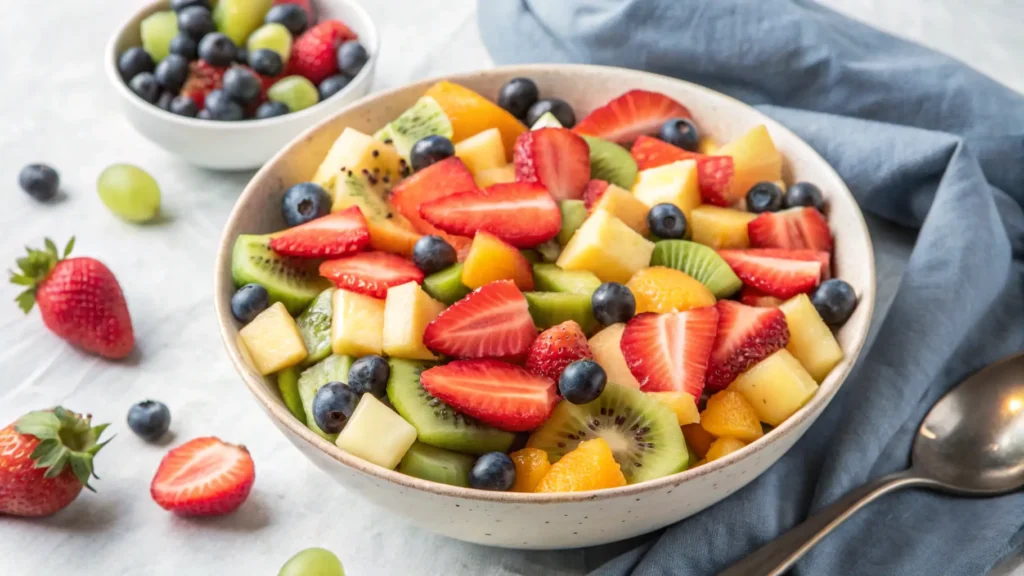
[420,360,558,432]
[620,307,719,399]
[574,90,692,145]
[525,320,593,383]
[747,207,834,252]
[180,60,227,109]
[706,300,790,391]
[274,0,316,23]
[319,251,423,299]
[423,280,537,358]
[268,206,370,258]
[513,128,591,201]
[738,248,831,280]
[419,182,561,248]
[630,136,736,205]
[150,437,255,517]
[11,238,134,359]
[718,249,823,299]
[582,179,610,211]
[389,157,477,257]
[289,20,357,85]
[0,408,110,517]
[739,286,784,308]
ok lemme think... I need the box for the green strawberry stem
[9,237,75,313]
[14,407,111,491]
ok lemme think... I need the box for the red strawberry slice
[289,20,357,84]
[738,248,831,280]
[273,0,316,23]
[319,251,423,299]
[423,280,537,358]
[718,250,822,299]
[574,90,692,145]
[747,207,833,252]
[513,128,591,201]
[582,179,610,211]
[420,359,558,432]
[630,136,736,205]
[620,307,719,398]
[419,182,561,248]
[389,157,476,257]
[150,437,255,517]
[268,206,370,258]
[739,286,784,308]
[706,300,790,391]
[180,61,227,109]
[525,320,593,383]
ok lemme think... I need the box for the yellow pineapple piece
[631,160,701,219]
[700,390,763,443]
[717,125,782,198]
[461,231,534,290]
[238,302,308,375]
[779,294,843,382]
[556,210,655,283]
[474,164,516,188]
[698,137,719,155]
[454,128,506,176]
[314,128,403,189]
[591,184,650,236]
[589,323,642,389]
[704,437,746,462]
[647,392,700,425]
[331,289,386,357]
[729,349,819,426]
[335,393,418,469]
[689,205,757,249]
[383,281,446,360]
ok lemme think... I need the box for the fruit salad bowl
[215,64,875,549]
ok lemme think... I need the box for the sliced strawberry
[513,128,591,201]
[574,90,692,145]
[389,157,476,257]
[620,307,719,398]
[630,136,736,205]
[739,286,784,308]
[525,320,593,383]
[319,251,423,298]
[419,182,561,248]
[423,280,537,358]
[718,250,822,299]
[747,207,834,252]
[738,248,831,280]
[180,61,227,109]
[582,179,610,211]
[706,300,790,391]
[150,437,255,517]
[268,207,370,258]
[420,359,558,432]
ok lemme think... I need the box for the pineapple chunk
[474,164,516,188]
[383,281,446,360]
[314,128,403,189]
[729,349,818,426]
[556,210,654,283]
[238,302,308,375]
[690,205,757,249]
[779,294,843,381]
[455,128,506,175]
[335,393,418,469]
[705,437,746,462]
[717,125,782,198]
[592,184,651,236]
[588,323,642,389]
[631,160,701,219]
[647,392,700,425]
[461,231,534,290]
[698,137,719,155]
[331,289,386,357]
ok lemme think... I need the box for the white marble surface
[1,1,1021,575]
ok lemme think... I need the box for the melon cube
[331,289,386,357]
[461,231,534,290]
[729,349,819,426]
[592,184,650,236]
[238,302,308,375]
[383,281,446,360]
[647,392,700,425]
[314,128,403,189]
[556,210,655,283]
[779,294,843,381]
[689,205,757,249]
[588,323,642,389]
[631,160,701,219]
[717,125,782,198]
[474,164,516,188]
[455,128,506,175]
[335,393,418,469]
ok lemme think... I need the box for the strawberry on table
[706,300,790,391]
[582,179,610,211]
[289,20,357,85]
[630,136,736,206]
[269,206,370,258]
[319,251,424,299]
[718,249,823,299]
[151,437,255,517]
[574,90,692,146]
[419,182,561,248]
[513,127,591,201]
[747,207,833,252]
[526,320,593,383]
[423,280,537,359]
[620,307,719,399]
[389,157,477,257]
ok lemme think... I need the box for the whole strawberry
[0,408,111,517]
[11,238,134,359]
[289,20,358,85]
[526,320,593,383]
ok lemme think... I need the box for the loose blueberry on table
[127,400,172,442]
[18,163,60,202]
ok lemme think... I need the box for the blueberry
[647,203,687,239]
[658,118,699,151]
[810,279,857,327]
[156,91,174,111]
[319,74,351,101]
[169,34,198,60]
[178,6,215,41]
[255,101,290,119]
[746,182,784,214]
[409,135,456,172]
[223,67,261,105]
[198,32,236,66]
[129,72,161,103]
[337,41,368,78]
[118,47,154,81]
[312,382,359,434]
[204,89,244,120]
[347,355,390,398]
[234,46,249,65]
[525,98,576,128]
[265,3,309,36]
[171,0,210,11]
[231,283,270,323]
[497,77,539,121]
[559,360,607,405]
[197,108,213,120]
[282,182,332,227]
[592,282,636,325]
[249,48,284,76]
[154,54,190,93]
[18,164,60,202]
[412,235,457,274]
[784,182,825,212]
[469,452,516,491]
[127,400,171,442]
[169,95,199,117]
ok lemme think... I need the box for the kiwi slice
[231,234,330,315]
[296,288,334,367]
[527,382,686,484]
[581,136,638,190]
[524,291,598,335]
[536,240,562,263]
[533,264,601,295]
[397,442,474,487]
[277,366,306,425]
[423,263,471,305]
[650,240,743,298]
[558,200,588,246]
[373,96,453,160]
[520,249,542,264]
[387,358,515,455]
[298,354,354,441]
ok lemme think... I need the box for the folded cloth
[478,1,1024,574]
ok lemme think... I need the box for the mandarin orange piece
[424,81,527,161]
[700,390,764,443]
[626,266,716,313]
[534,438,627,493]
[510,447,552,493]
[704,437,747,462]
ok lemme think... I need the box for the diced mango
[534,438,627,493]
[690,205,757,249]
[510,447,552,493]
[648,392,700,425]
[631,160,701,219]
[717,125,782,199]
[461,231,534,290]
[779,294,844,382]
[331,289,386,357]
[588,323,642,389]
[591,184,650,236]
[626,266,716,313]
[238,302,308,375]
[698,137,719,155]
[729,349,819,426]
[556,210,655,283]
[474,164,516,188]
[454,128,506,175]
[336,393,418,469]
[424,80,526,160]
[704,437,746,462]
[383,281,446,360]
[314,128,403,189]
[682,423,716,458]
[700,390,764,443]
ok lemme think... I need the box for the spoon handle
[718,470,938,576]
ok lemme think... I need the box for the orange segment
[461,231,534,290]
[700,390,763,443]
[534,438,627,493]
[682,423,715,458]
[705,437,746,462]
[626,266,716,313]
[424,81,527,161]
[647,392,700,425]
[510,447,552,493]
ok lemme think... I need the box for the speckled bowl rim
[215,63,876,504]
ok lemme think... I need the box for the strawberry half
[150,437,255,517]
[289,20,357,84]
[620,307,719,399]
[630,136,736,205]
[738,248,831,280]
[389,157,477,257]
[268,206,370,258]
[582,179,610,211]
[525,320,593,383]
[513,128,591,201]
[706,300,790,391]
[423,280,537,358]
[319,251,423,299]
[419,182,561,248]
[574,90,692,145]
[739,286,784,308]
[718,250,822,299]
[180,61,227,109]
[747,207,834,252]
[420,359,558,432]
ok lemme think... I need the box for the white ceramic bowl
[105,0,377,171]
[215,65,876,549]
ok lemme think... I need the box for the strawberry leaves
[15,407,112,489]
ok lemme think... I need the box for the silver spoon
[721,352,1024,576]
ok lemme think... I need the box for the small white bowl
[105,0,377,171]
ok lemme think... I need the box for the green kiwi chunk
[373,96,453,160]
[231,234,330,315]
[527,382,686,484]
[296,288,334,366]
[536,240,562,263]
[520,249,542,264]
[298,354,354,441]
[397,442,474,487]
[581,135,638,190]
[422,263,471,305]
[532,264,601,295]
[277,366,306,425]
[524,291,598,335]
[558,200,588,246]
[650,240,742,298]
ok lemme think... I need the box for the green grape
[97,164,161,223]
[140,11,179,62]
[248,23,292,62]
[213,0,273,46]
[268,76,319,112]
[278,548,345,576]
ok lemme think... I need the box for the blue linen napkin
[478,1,1024,574]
